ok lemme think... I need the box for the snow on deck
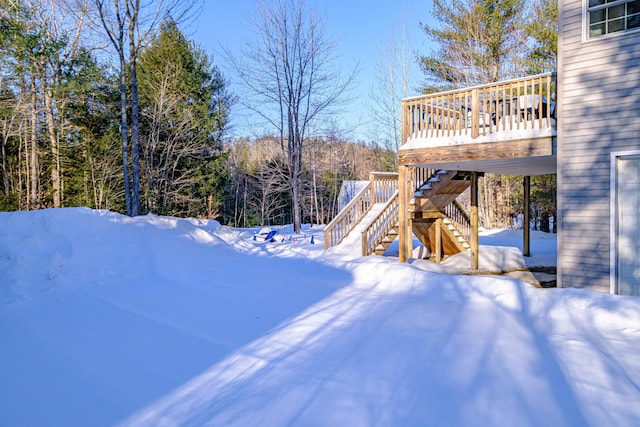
[401,119,556,150]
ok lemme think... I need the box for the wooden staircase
[324,173,399,253]
[373,223,399,255]
[410,170,472,260]
[325,169,472,260]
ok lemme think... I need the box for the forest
[0,0,557,230]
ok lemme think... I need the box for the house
[324,0,639,296]
[558,0,640,295]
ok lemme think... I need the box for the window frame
[584,0,640,41]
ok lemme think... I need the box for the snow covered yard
[1,208,640,426]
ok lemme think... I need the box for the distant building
[337,181,369,211]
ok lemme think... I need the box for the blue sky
[190,0,435,141]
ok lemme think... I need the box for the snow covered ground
[1,208,640,427]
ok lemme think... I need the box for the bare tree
[249,160,289,226]
[228,0,354,233]
[369,22,416,154]
[0,76,20,196]
[11,0,90,208]
[90,0,199,216]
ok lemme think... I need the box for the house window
[588,0,640,38]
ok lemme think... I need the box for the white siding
[558,0,640,292]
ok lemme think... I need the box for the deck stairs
[444,218,471,251]
[325,170,472,259]
[409,170,472,258]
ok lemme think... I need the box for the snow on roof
[338,180,369,210]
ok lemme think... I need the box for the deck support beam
[398,165,409,262]
[435,217,442,262]
[470,172,479,270]
[523,176,531,257]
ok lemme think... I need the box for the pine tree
[524,0,558,74]
[419,0,527,90]
[137,19,231,218]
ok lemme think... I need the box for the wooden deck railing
[443,199,471,243]
[402,72,556,143]
[369,172,398,203]
[324,182,372,249]
[324,172,399,250]
[361,191,399,256]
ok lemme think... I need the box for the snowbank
[1,208,639,427]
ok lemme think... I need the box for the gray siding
[558,0,640,292]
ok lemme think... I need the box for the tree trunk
[43,86,61,207]
[291,176,302,233]
[1,131,9,195]
[29,76,38,209]
[18,126,26,209]
[291,129,303,233]
[118,50,131,215]
[128,1,140,216]
[312,167,319,225]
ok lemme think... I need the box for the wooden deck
[400,73,556,175]
[399,138,556,175]
[396,73,557,265]
[324,73,557,266]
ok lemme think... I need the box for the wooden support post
[435,217,442,263]
[470,172,479,270]
[401,101,408,146]
[523,176,531,257]
[369,172,375,204]
[398,165,409,262]
[407,194,413,259]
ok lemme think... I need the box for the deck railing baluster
[401,72,556,145]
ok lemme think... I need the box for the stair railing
[324,182,373,249]
[443,199,471,243]
[411,167,438,194]
[370,172,399,202]
[361,191,399,256]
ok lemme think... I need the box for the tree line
[1,0,558,231]
[1,0,232,218]
[0,0,388,228]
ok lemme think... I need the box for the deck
[324,73,558,267]
[399,73,556,175]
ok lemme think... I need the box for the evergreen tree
[137,19,231,218]
[62,53,124,210]
[0,0,120,212]
[420,0,527,90]
[524,0,558,74]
